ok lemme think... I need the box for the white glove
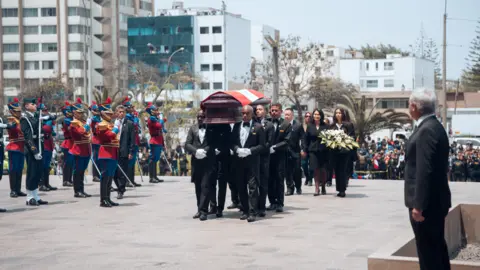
[34,153,42,160]
[270,146,276,154]
[41,115,50,120]
[114,119,121,128]
[237,148,247,158]
[243,148,252,157]
[230,149,234,155]
[195,149,206,159]
[0,123,7,128]
[86,118,92,125]
[215,149,220,155]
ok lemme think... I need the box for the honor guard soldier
[123,97,142,187]
[146,102,166,183]
[69,98,92,198]
[97,97,121,207]
[21,97,49,206]
[38,101,58,191]
[451,153,467,182]
[89,101,102,182]
[61,101,74,187]
[5,98,27,198]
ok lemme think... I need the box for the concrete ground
[0,175,479,270]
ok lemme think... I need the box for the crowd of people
[449,141,480,182]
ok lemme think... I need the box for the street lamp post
[167,47,185,73]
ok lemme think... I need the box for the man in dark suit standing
[185,110,216,221]
[231,105,265,222]
[255,105,274,217]
[284,108,304,195]
[404,88,451,270]
[267,103,290,213]
[114,105,135,199]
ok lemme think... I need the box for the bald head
[241,105,253,122]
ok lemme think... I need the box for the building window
[376,99,409,109]
[3,26,19,35]
[3,61,20,70]
[200,45,209,53]
[68,25,90,34]
[213,82,223,90]
[24,61,40,70]
[41,25,57,34]
[119,13,131,23]
[4,79,20,88]
[366,80,378,88]
[25,79,40,88]
[2,8,18,18]
[200,82,210,89]
[213,64,223,71]
[68,7,90,17]
[326,50,334,57]
[69,60,84,69]
[366,63,369,71]
[41,8,56,17]
[384,62,394,71]
[42,61,57,70]
[212,26,222,34]
[200,64,210,71]
[3,44,19,53]
[200,27,209,34]
[360,80,365,88]
[23,8,38,17]
[24,26,39,35]
[384,79,394,88]
[68,43,84,52]
[120,30,128,39]
[375,62,379,71]
[120,0,135,8]
[24,43,39,53]
[212,45,222,53]
[120,46,128,55]
[139,0,152,10]
[42,43,57,52]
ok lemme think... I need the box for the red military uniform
[42,124,54,152]
[68,119,92,157]
[61,120,73,150]
[148,117,164,145]
[97,120,119,160]
[6,117,24,152]
[91,118,101,145]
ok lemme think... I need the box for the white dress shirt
[240,120,252,147]
[415,113,436,128]
[198,125,206,144]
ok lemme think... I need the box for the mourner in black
[405,90,451,270]
[329,108,355,198]
[284,108,304,196]
[21,98,49,206]
[302,109,329,196]
[266,103,290,213]
[255,105,274,217]
[113,106,135,199]
[185,110,216,221]
[231,105,265,222]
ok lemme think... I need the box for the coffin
[201,89,270,124]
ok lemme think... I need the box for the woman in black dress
[302,109,329,196]
[330,108,355,197]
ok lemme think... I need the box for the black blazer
[269,118,290,153]
[230,121,265,157]
[21,112,40,155]
[404,115,451,213]
[209,124,232,158]
[257,119,274,156]
[303,123,328,153]
[285,120,304,158]
[118,119,135,158]
[185,124,215,160]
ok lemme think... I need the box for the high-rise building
[0,0,154,109]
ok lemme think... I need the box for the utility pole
[441,0,448,128]
[222,1,227,90]
[265,34,280,103]
[454,79,459,115]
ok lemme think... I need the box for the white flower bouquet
[318,129,359,151]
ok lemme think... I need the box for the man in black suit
[284,108,304,195]
[231,105,265,222]
[404,89,451,270]
[267,103,290,213]
[185,110,216,221]
[114,105,135,199]
[255,105,274,217]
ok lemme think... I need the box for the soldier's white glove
[270,146,276,154]
[34,153,42,160]
[86,118,92,125]
[41,115,50,120]
[243,148,252,157]
[195,149,207,159]
[215,149,220,155]
[0,123,7,128]
[237,148,248,158]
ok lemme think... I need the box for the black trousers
[114,157,129,193]
[409,209,451,270]
[236,157,259,216]
[268,153,286,207]
[258,154,270,212]
[25,151,42,191]
[330,151,349,192]
[285,155,302,191]
[209,159,228,211]
[226,156,239,205]
[192,158,215,215]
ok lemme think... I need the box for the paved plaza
[1,176,480,270]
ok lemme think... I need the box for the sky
[155,0,480,79]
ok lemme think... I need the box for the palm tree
[335,95,412,144]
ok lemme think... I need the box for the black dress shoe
[39,185,50,192]
[276,206,284,213]
[296,188,302,195]
[37,199,48,205]
[133,182,142,187]
[285,189,294,196]
[126,182,134,188]
[258,212,266,217]
[227,203,239,209]
[47,185,58,191]
[266,204,277,211]
[117,193,124,200]
[16,191,27,197]
[63,181,73,187]
[193,212,201,219]
[0,208,6,212]
[149,179,159,183]
[304,180,308,185]
[337,192,346,198]
[107,199,119,206]
[81,192,91,197]
[208,206,217,215]
[100,200,112,207]
[26,198,38,206]
[10,191,18,198]
[326,182,332,187]
[321,187,327,195]
[240,214,248,220]
[247,216,256,222]
[74,192,87,198]
[216,211,223,218]
[199,214,208,221]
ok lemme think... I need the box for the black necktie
[272,119,279,124]
[243,122,250,127]
[199,124,206,129]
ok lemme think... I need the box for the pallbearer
[69,98,92,198]
[60,101,74,187]
[97,97,121,207]
[123,97,141,187]
[146,102,165,183]
[6,98,26,198]
[38,101,58,191]
[89,101,102,182]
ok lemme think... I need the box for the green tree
[352,44,409,59]
[462,20,480,91]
